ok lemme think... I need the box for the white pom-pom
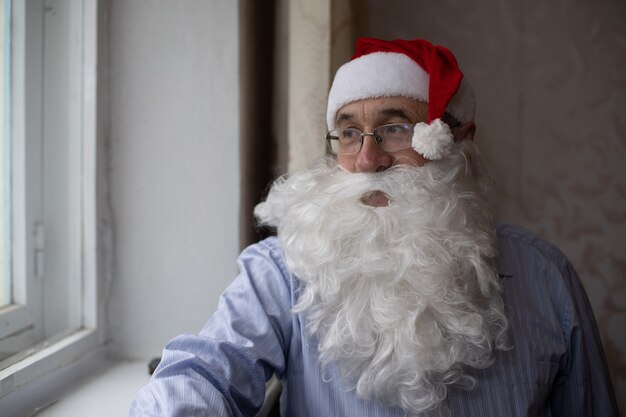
[411,119,453,160]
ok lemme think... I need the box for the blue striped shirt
[129,224,618,416]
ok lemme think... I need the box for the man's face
[335,96,476,173]
[335,97,430,172]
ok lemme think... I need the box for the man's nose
[354,135,393,173]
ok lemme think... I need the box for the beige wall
[326,0,625,411]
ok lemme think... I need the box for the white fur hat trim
[327,52,475,129]
[411,119,453,160]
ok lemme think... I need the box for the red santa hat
[326,38,475,160]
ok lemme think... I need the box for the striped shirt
[129,224,618,416]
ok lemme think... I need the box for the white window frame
[0,0,105,413]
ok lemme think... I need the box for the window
[0,0,9,311]
[0,0,103,408]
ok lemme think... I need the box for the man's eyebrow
[379,108,411,120]
[335,112,354,124]
[336,108,411,125]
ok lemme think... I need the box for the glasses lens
[374,124,413,152]
[327,128,362,154]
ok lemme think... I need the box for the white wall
[107,1,241,360]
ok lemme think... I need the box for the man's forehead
[335,97,428,124]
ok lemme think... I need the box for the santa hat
[326,38,475,160]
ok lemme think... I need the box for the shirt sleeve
[129,238,294,417]
[550,260,619,416]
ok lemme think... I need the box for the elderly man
[130,38,618,416]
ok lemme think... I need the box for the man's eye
[381,124,411,136]
[341,129,360,139]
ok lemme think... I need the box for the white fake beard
[255,141,509,415]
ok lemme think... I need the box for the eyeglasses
[325,123,415,155]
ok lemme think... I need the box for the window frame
[0,0,45,348]
[0,0,105,410]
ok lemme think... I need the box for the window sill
[0,329,109,417]
[32,359,149,417]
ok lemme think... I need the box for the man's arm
[550,261,619,416]
[129,238,294,417]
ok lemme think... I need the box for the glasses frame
[325,123,415,155]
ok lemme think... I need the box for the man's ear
[453,121,476,142]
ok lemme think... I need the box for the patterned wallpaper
[333,0,626,411]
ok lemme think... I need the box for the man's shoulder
[496,223,570,271]
[238,236,293,280]
[240,235,280,255]
[250,235,282,252]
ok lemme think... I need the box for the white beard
[254,141,509,415]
